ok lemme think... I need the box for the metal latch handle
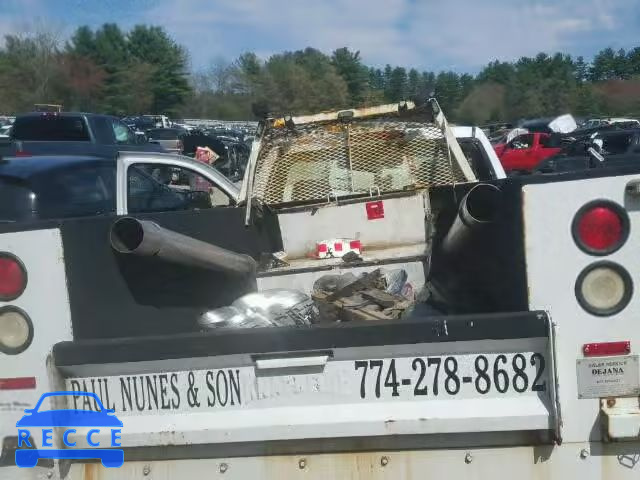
[255,354,330,370]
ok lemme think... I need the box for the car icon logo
[15,391,124,468]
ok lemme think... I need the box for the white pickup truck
[2,102,639,480]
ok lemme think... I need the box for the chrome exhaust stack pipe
[441,183,501,255]
[110,217,257,277]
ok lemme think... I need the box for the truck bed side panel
[277,193,428,258]
[523,172,640,444]
[0,229,73,449]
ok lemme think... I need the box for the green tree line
[0,23,191,116]
[190,47,640,123]
[2,23,640,123]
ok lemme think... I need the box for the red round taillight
[0,253,27,301]
[572,200,629,255]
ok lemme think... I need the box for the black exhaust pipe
[110,217,257,277]
[441,183,501,255]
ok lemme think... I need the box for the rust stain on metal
[357,241,425,252]
[83,463,97,480]
[521,188,533,304]
[263,451,397,479]
[384,419,397,432]
[274,102,418,126]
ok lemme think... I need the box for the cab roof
[15,111,119,120]
[0,155,111,179]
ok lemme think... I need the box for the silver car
[146,128,184,154]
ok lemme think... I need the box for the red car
[494,133,562,173]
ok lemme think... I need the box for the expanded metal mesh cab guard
[250,100,476,206]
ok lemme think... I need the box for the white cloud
[0,0,69,47]
[405,0,634,69]
[144,0,413,66]
[144,0,638,70]
[0,18,14,41]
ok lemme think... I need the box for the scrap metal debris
[341,250,363,263]
[312,269,413,322]
[199,269,417,329]
[257,251,290,270]
[199,289,316,329]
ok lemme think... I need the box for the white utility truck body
[0,103,638,479]
[113,101,502,298]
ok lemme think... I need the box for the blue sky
[1,0,638,72]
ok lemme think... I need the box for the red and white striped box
[316,238,362,259]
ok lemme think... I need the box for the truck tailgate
[53,312,558,452]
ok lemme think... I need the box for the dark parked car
[0,112,164,157]
[122,115,155,132]
[180,130,248,181]
[567,121,640,140]
[534,129,640,174]
[0,155,204,222]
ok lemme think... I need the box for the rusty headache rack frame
[242,99,477,224]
